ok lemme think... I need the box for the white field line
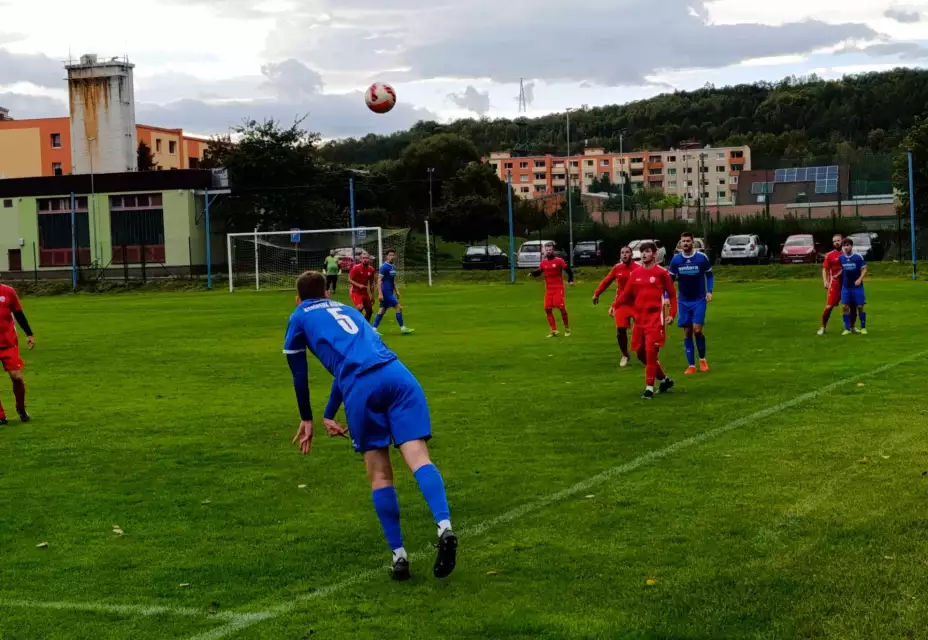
[3,350,923,640]
[183,348,928,640]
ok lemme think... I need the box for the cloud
[0,48,63,88]
[0,92,67,118]
[884,7,921,23]
[260,59,324,99]
[0,32,24,45]
[448,85,490,115]
[862,41,928,59]
[260,0,878,86]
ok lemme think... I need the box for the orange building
[0,117,208,178]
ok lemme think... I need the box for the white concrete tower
[67,54,138,175]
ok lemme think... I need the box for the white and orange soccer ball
[365,82,396,114]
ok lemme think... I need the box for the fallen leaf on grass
[179,583,191,589]
[646,578,659,586]
[36,542,48,549]
[112,527,124,536]
[585,495,595,499]
[298,484,307,489]
[201,499,211,505]
[857,457,873,464]
[857,383,865,388]
[486,571,499,575]
[881,455,890,460]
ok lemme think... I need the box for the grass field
[1,274,927,639]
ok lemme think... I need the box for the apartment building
[0,117,208,179]
[487,145,751,205]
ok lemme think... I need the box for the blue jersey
[379,262,398,296]
[284,299,396,420]
[839,253,866,289]
[668,251,714,302]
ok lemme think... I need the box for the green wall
[0,189,202,273]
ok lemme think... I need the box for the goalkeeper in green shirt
[324,250,341,293]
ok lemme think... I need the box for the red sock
[559,308,569,329]
[822,307,832,327]
[545,310,557,331]
[12,379,25,412]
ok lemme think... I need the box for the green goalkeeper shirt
[324,256,340,275]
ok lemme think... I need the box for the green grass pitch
[1,276,927,639]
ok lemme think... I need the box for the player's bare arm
[292,420,314,455]
[378,274,385,300]
[822,265,830,289]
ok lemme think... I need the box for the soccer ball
[365,82,396,114]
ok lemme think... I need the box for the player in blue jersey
[284,271,456,581]
[667,232,714,375]
[839,237,868,336]
[373,249,414,335]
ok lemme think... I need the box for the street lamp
[565,108,575,266]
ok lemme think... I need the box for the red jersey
[538,257,570,291]
[823,250,843,286]
[615,265,677,327]
[595,261,640,303]
[0,284,23,349]
[348,264,376,292]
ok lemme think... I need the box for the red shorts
[0,346,24,372]
[613,304,635,329]
[544,289,566,310]
[631,323,666,352]
[826,283,842,307]
[350,290,372,308]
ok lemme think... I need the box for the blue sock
[372,487,404,551]
[373,313,384,329]
[413,464,450,526]
[843,313,851,330]
[683,336,696,367]
[695,334,707,360]
[859,311,867,329]
[396,312,405,327]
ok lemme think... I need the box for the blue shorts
[677,299,707,328]
[841,287,866,306]
[342,361,431,453]
[380,294,399,309]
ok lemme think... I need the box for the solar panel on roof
[827,165,838,176]
[774,169,786,183]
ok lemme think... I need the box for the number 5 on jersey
[328,307,359,334]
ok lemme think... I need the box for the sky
[0,0,926,139]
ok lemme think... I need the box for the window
[189,157,200,169]
[648,155,661,163]
[37,197,91,267]
[703,192,710,199]
[600,159,610,167]
[553,161,564,168]
[490,163,498,172]
[631,157,643,164]
[616,158,626,165]
[630,169,644,177]
[504,162,512,169]
[553,173,566,180]
[169,141,177,155]
[533,173,545,181]
[519,162,529,169]
[155,139,162,152]
[719,179,726,186]
[717,152,725,159]
[569,161,578,167]
[519,175,529,182]
[684,167,693,174]
[667,168,677,176]
[584,172,594,179]
[731,164,744,172]
[50,133,62,149]
[535,185,546,192]
[716,166,725,173]
[668,181,677,189]
[687,180,694,187]
[730,175,739,185]
[2,199,12,208]
[585,160,594,167]
[667,155,676,162]
[649,168,662,176]
[718,191,727,199]
[554,186,566,193]
[52,163,63,176]
[730,150,744,159]
[534,161,545,168]
[520,186,530,193]
[700,166,709,173]
[110,193,166,264]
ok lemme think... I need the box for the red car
[780,234,820,264]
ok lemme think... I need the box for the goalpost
[226,227,410,292]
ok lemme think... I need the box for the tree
[137,142,158,171]
[893,118,928,225]
[433,195,507,245]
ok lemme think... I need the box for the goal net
[226,227,410,292]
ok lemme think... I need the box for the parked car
[720,234,770,264]
[848,232,883,261]
[516,240,567,268]
[629,239,666,264]
[573,240,605,266]
[780,234,820,264]
[462,244,510,270]
[674,237,714,264]
[333,247,367,271]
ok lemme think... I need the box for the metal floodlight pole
[566,108,574,266]
[619,132,625,215]
[507,170,515,284]
[427,167,435,283]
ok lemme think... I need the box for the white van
[516,240,557,268]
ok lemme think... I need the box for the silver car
[720,234,769,265]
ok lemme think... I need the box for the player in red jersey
[0,282,35,425]
[613,242,677,399]
[531,243,574,338]
[592,246,639,367]
[348,253,377,320]
[818,234,846,335]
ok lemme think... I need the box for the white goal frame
[226,226,383,292]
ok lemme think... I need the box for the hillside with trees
[319,68,928,168]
